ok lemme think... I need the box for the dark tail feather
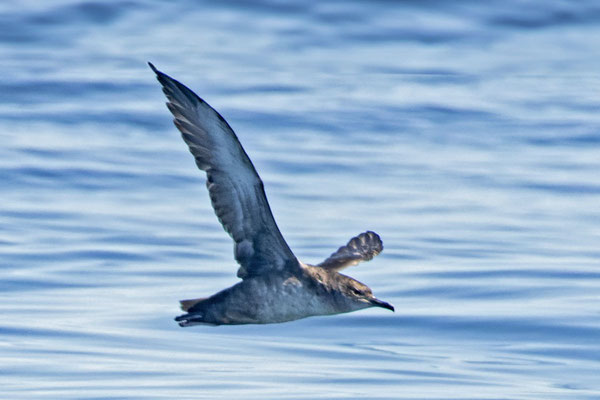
[177,297,215,327]
[175,312,217,327]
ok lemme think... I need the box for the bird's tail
[176,297,217,327]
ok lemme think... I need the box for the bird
[149,62,394,326]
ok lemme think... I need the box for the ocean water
[1,1,600,399]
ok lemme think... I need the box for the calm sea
[1,1,599,399]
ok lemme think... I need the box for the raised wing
[318,231,383,271]
[149,63,297,278]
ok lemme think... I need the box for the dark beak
[370,298,395,312]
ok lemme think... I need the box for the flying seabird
[149,63,394,326]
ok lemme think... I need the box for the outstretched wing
[150,63,297,278]
[318,231,383,271]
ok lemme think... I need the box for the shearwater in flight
[149,63,394,326]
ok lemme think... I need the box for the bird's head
[341,276,394,312]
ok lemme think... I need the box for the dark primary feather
[318,231,383,271]
[149,63,297,278]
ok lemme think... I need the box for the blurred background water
[1,0,600,399]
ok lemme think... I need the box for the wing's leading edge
[149,63,297,278]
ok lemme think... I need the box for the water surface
[1,1,599,399]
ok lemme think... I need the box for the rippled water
[1,1,600,399]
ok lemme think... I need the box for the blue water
[1,1,600,399]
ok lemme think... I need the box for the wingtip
[148,61,159,74]
[148,62,171,89]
